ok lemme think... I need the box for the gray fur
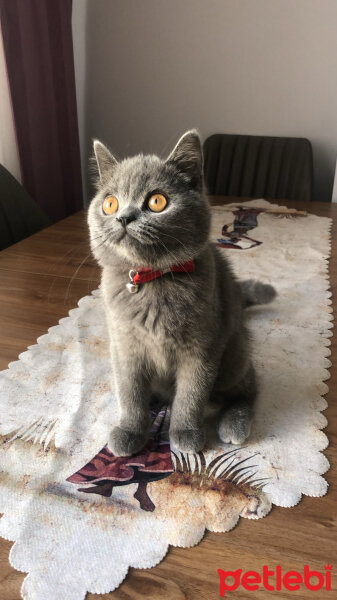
[240,279,277,308]
[87,130,275,456]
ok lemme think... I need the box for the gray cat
[87,130,275,456]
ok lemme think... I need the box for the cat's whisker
[46,236,104,304]
[136,230,157,244]
[161,224,193,234]
[87,263,101,295]
[150,236,194,284]
[151,235,194,283]
[140,226,195,277]
[143,222,193,235]
[64,235,110,303]
[149,234,181,265]
[128,227,156,245]
[64,252,93,303]
[158,231,193,258]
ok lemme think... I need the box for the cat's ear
[166,130,203,188]
[93,140,118,185]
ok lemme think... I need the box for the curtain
[0,0,83,222]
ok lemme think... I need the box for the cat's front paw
[170,428,205,454]
[109,426,147,457]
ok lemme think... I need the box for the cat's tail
[240,279,276,308]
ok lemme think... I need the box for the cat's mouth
[117,229,136,244]
[115,228,134,243]
[116,227,154,247]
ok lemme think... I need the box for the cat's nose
[116,211,137,227]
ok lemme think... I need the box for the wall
[0,25,21,183]
[71,0,87,198]
[72,0,337,203]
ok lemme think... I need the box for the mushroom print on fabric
[67,407,174,512]
[68,406,270,517]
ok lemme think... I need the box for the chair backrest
[203,134,313,201]
[0,164,51,251]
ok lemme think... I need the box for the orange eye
[102,196,118,215]
[148,193,167,213]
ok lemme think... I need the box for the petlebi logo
[218,564,332,596]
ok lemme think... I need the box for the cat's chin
[108,238,191,270]
[109,238,156,267]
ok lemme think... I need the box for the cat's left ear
[166,130,203,188]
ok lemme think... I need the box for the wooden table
[0,197,336,599]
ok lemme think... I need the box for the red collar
[126,259,195,293]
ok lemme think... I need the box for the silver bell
[126,282,139,293]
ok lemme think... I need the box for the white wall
[73,0,337,203]
[71,0,87,198]
[332,160,337,203]
[0,25,21,183]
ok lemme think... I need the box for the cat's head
[87,130,211,269]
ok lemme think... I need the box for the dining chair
[203,134,313,202]
[0,163,51,251]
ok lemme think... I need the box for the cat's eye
[148,193,167,213]
[102,196,118,215]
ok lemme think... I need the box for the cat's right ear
[93,140,118,185]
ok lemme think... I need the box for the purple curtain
[0,0,83,222]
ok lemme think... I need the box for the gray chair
[0,164,51,251]
[203,134,314,202]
